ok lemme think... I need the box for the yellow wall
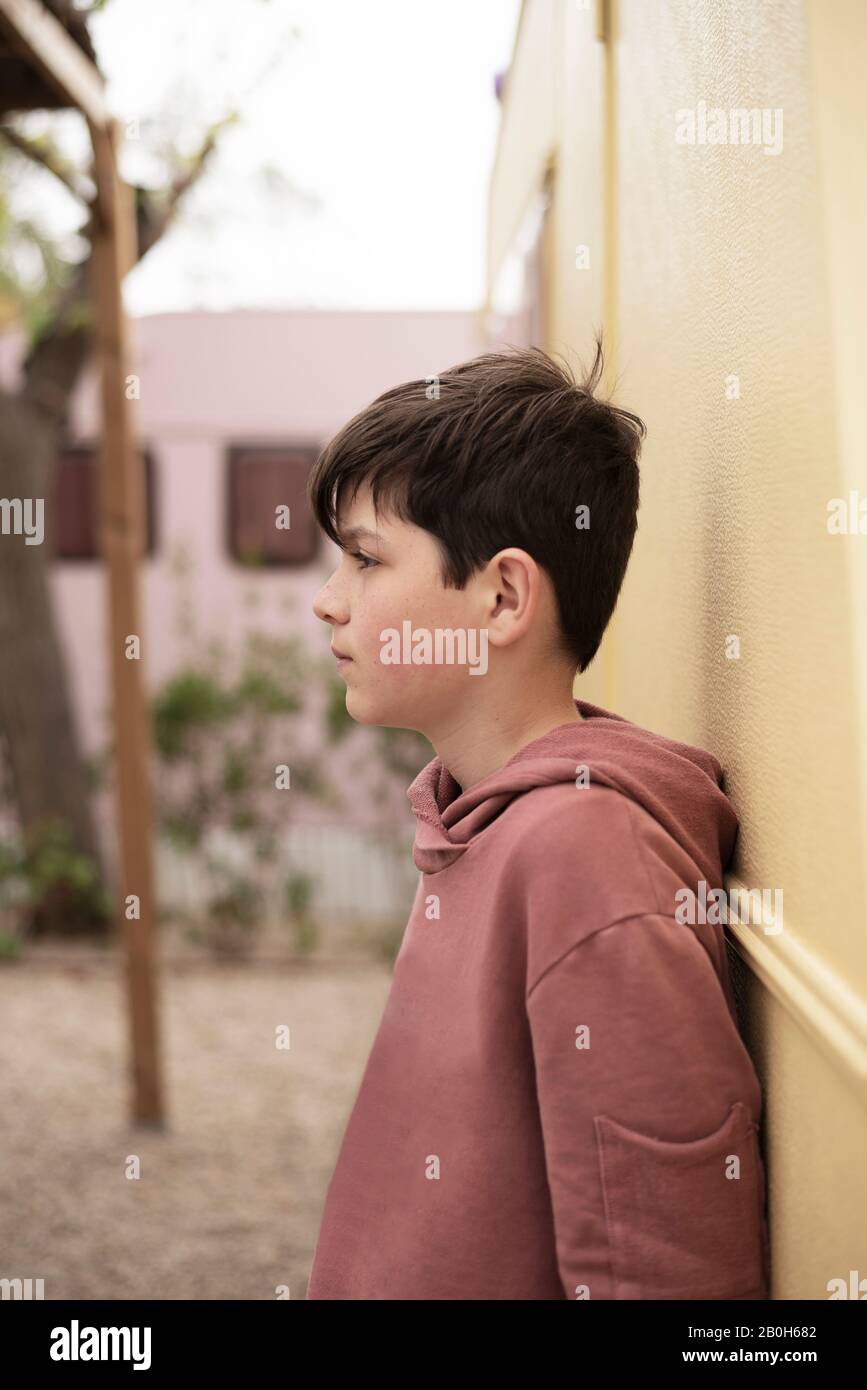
[487,0,867,1300]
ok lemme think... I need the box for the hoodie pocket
[594,1100,769,1300]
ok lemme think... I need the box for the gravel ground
[0,947,392,1300]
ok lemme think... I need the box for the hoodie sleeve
[525,913,770,1300]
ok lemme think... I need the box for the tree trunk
[0,383,110,934]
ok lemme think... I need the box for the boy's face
[312,480,490,733]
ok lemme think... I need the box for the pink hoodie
[306,698,771,1300]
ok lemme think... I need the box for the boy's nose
[313,578,348,626]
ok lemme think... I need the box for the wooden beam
[88,116,164,1128]
[0,0,110,126]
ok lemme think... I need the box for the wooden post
[88,116,164,1128]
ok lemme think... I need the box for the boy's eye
[349,550,378,571]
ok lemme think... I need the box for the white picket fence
[152,820,420,926]
[0,808,421,936]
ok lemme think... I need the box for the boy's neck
[431,692,583,794]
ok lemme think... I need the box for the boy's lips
[331,645,353,662]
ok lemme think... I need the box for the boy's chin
[344,687,424,734]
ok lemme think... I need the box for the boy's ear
[484,548,539,647]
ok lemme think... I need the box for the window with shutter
[52,446,157,560]
[226,445,319,567]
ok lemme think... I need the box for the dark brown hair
[307,334,645,673]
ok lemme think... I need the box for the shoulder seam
[525,911,686,1003]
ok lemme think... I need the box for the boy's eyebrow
[335,525,387,548]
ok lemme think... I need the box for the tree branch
[136,111,238,256]
[0,124,92,202]
[20,111,237,421]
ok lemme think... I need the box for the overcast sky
[9,0,521,316]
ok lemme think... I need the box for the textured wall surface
[489,0,867,1300]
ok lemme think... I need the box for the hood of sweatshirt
[406,698,738,881]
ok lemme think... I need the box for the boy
[305,338,770,1301]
